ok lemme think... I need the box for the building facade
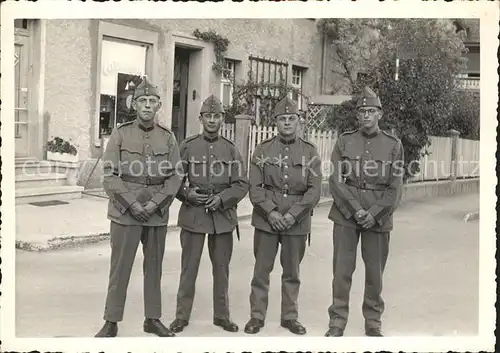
[14,18,335,163]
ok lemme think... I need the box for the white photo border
[1,1,497,352]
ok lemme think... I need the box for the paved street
[15,193,479,338]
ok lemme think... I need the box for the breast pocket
[188,160,207,184]
[120,141,144,175]
[364,159,393,185]
[210,159,232,183]
[151,144,171,177]
[287,155,307,189]
[341,152,361,179]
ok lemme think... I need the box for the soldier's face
[133,95,162,122]
[200,112,224,134]
[357,107,382,130]
[276,114,299,137]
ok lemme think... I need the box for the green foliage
[193,29,230,75]
[324,19,474,180]
[47,136,78,155]
[225,69,307,126]
[449,90,480,140]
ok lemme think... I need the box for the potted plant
[46,136,79,163]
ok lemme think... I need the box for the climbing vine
[225,67,309,126]
[193,29,230,76]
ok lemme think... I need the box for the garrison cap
[133,76,160,99]
[200,95,225,114]
[356,86,382,109]
[273,96,300,118]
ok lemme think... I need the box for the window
[94,22,159,146]
[220,59,236,107]
[289,66,305,110]
[248,55,289,124]
[14,19,28,29]
[98,37,149,137]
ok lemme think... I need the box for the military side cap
[200,95,225,114]
[273,96,299,118]
[133,76,160,99]
[356,86,382,109]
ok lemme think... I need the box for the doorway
[171,47,190,143]
[14,22,30,157]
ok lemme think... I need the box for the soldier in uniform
[244,97,322,335]
[95,78,182,338]
[325,86,404,337]
[168,95,249,333]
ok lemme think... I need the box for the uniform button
[210,154,215,158]
[285,147,289,152]
[284,183,289,188]
[365,150,369,153]
[284,165,289,169]
[210,145,213,149]
[284,175,289,179]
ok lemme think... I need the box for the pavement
[15,193,479,337]
[15,194,327,251]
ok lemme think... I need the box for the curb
[15,200,333,252]
[463,211,479,223]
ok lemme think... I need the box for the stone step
[15,185,84,205]
[15,160,78,176]
[15,173,69,189]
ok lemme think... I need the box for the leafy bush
[47,137,78,155]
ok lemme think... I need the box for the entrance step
[15,185,84,205]
[16,173,69,189]
[15,160,79,177]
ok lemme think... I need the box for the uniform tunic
[249,136,322,235]
[327,128,404,330]
[103,120,182,226]
[176,133,249,234]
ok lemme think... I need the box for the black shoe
[280,319,306,335]
[169,318,189,333]
[325,326,344,337]
[94,321,118,337]
[365,327,383,337]
[214,318,239,332]
[244,318,265,334]
[143,319,175,337]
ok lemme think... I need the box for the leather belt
[120,174,166,185]
[345,179,387,191]
[262,184,306,196]
[192,184,231,195]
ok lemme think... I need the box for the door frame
[14,20,45,160]
[164,32,213,140]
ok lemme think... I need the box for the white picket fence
[220,123,480,182]
[220,123,235,141]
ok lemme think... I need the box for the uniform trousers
[174,229,234,321]
[249,229,307,321]
[328,223,390,330]
[103,221,167,322]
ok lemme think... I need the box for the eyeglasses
[357,109,379,115]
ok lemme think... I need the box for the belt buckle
[145,176,151,185]
[282,186,289,197]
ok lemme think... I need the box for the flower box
[47,151,79,163]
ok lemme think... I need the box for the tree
[325,19,471,180]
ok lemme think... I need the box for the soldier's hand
[282,213,296,229]
[268,211,286,232]
[354,209,368,223]
[142,200,159,215]
[359,212,376,229]
[129,201,151,223]
[205,195,222,212]
[187,187,209,206]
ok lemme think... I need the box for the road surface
[15,193,479,337]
